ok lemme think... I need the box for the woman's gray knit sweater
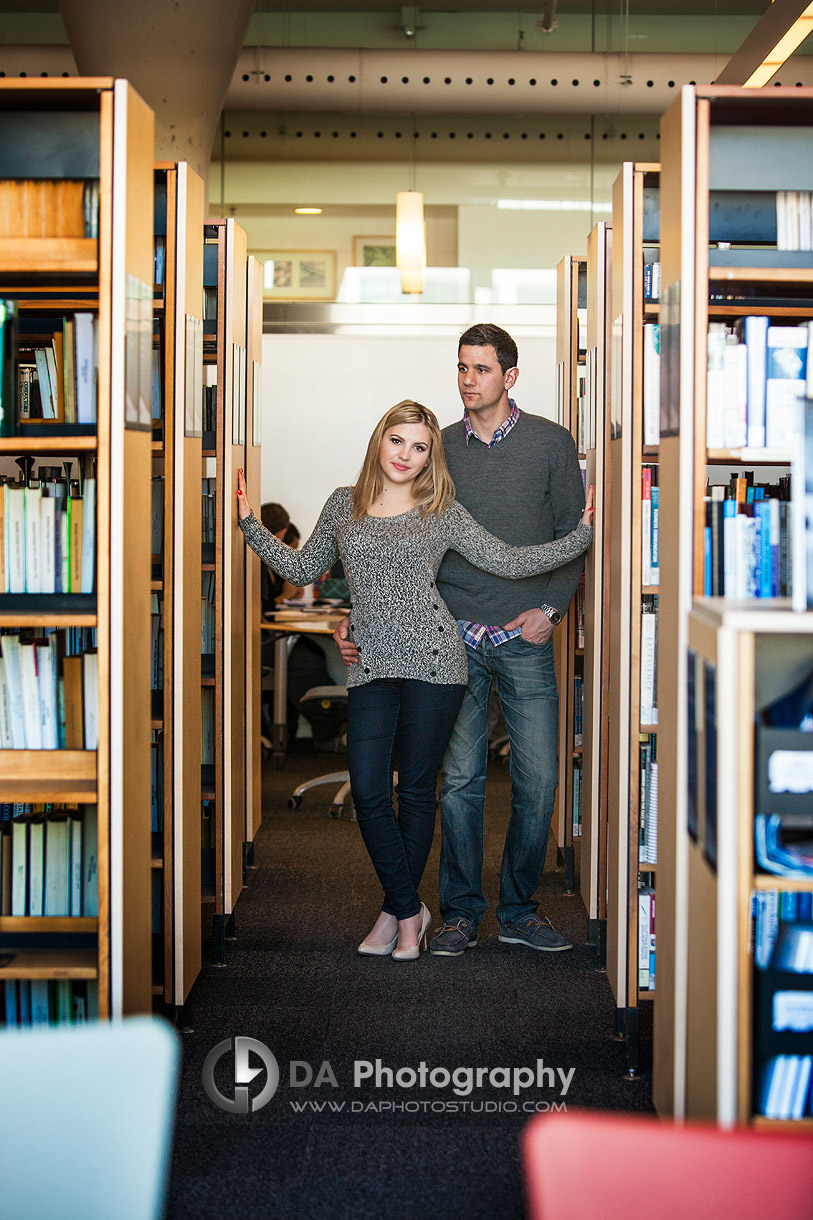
[239,487,592,688]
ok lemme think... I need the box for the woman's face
[378,422,432,488]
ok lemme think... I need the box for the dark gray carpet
[165,749,653,1220]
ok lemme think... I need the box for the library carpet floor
[166,749,654,1220]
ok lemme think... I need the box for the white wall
[259,327,556,537]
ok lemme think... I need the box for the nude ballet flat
[391,904,431,961]
[357,930,398,956]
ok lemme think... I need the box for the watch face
[550,610,562,625]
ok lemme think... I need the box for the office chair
[288,684,353,817]
[522,1109,813,1220]
[1,1015,180,1220]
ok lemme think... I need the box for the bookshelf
[656,85,813,1119]
[150,162,204,1015]
[686,602,813,1126]
[202,218,248,963]
[243,256,262,867]
[606,162,661,1076]
[581,223,612,954]
[0,79,154,1021]
[554,254,586,894]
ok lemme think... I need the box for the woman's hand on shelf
[582,485,595,525]
[236,468,252,521]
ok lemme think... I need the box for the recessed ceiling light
[295,206,322,214]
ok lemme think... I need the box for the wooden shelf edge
[0,236,98,273]
[0,436,98,454]
[0,947,97,979]
[0,916,98,933]
[752,874,813,893]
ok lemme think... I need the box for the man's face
[457,344,517,416]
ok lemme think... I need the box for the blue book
[758,500,773,598]
[704,525,712,596]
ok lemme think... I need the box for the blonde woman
[237,401,593,961]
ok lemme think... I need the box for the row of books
[0,474,95,594]
[752,889,813,969]
[202,686,215,767]
[643,323,660,448]
[203,384,217,435]
[757,1055,813,1119]
[151,475,164,560]
[572,761,582,838]
[0,630,99,750]
[3,980,99,1028]
[0,179,99,241]
[150,594,164,691]
[643,259,661,305]
[638,884,656,991]
[703,485,792,599]
[202,571,216,653]
[776,190,813,252]
[573,674,583,749]
[639,735,658,866]
[755,814,813,879]
[151,731,164,835]
[0,303,98,432]
[574,580,585,650]
[641,465,659,585]
[707,319,813,451]
[1,807,98,917]
[640,595,658,725]
[202,477,216,546]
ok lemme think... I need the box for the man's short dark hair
[458,324,518,375]
[261,502,289,535]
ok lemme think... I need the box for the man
[335,323,585,954]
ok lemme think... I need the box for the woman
[237,401,593,961]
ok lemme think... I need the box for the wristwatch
[540,604,562,626]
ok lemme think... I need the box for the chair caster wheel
[288,795,302,810]
[328,804,342,819]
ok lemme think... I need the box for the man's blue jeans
[438,635,559,927]
[347,678,466,921]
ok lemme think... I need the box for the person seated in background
[260,501,346,752]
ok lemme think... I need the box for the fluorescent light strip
[497,199,613,211]
[744,1,813,87]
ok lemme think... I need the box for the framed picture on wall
[257,250,336,300]
[353,236,397,268]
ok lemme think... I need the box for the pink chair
[522,1109,813,1220]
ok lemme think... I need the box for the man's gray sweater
[437,410,586,625]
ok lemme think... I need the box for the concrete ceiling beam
[56,0,256,188]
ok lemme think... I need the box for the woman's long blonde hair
[351,400,455,520]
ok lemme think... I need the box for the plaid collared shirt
[463,399,519,448]
[457,400,524,648]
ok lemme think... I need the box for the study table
[261,604,349,762]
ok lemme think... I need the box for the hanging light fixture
[396,190,425,294]
[396,116,426,294]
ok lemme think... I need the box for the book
[62,653,84,749]
[27,819,45,916]
[11,819,27,915]
[82,805,98,917]
[5,482,26,592]
[68,493,83,593]
[0,635,26,748]
[743,315,769,448]
[642,323,660,447]
[80,477,95,594]
[82,650,99,750]
[74,312,96,424]
[766,326,807,450]
[44,817,70,916]
[18,640,42,749]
